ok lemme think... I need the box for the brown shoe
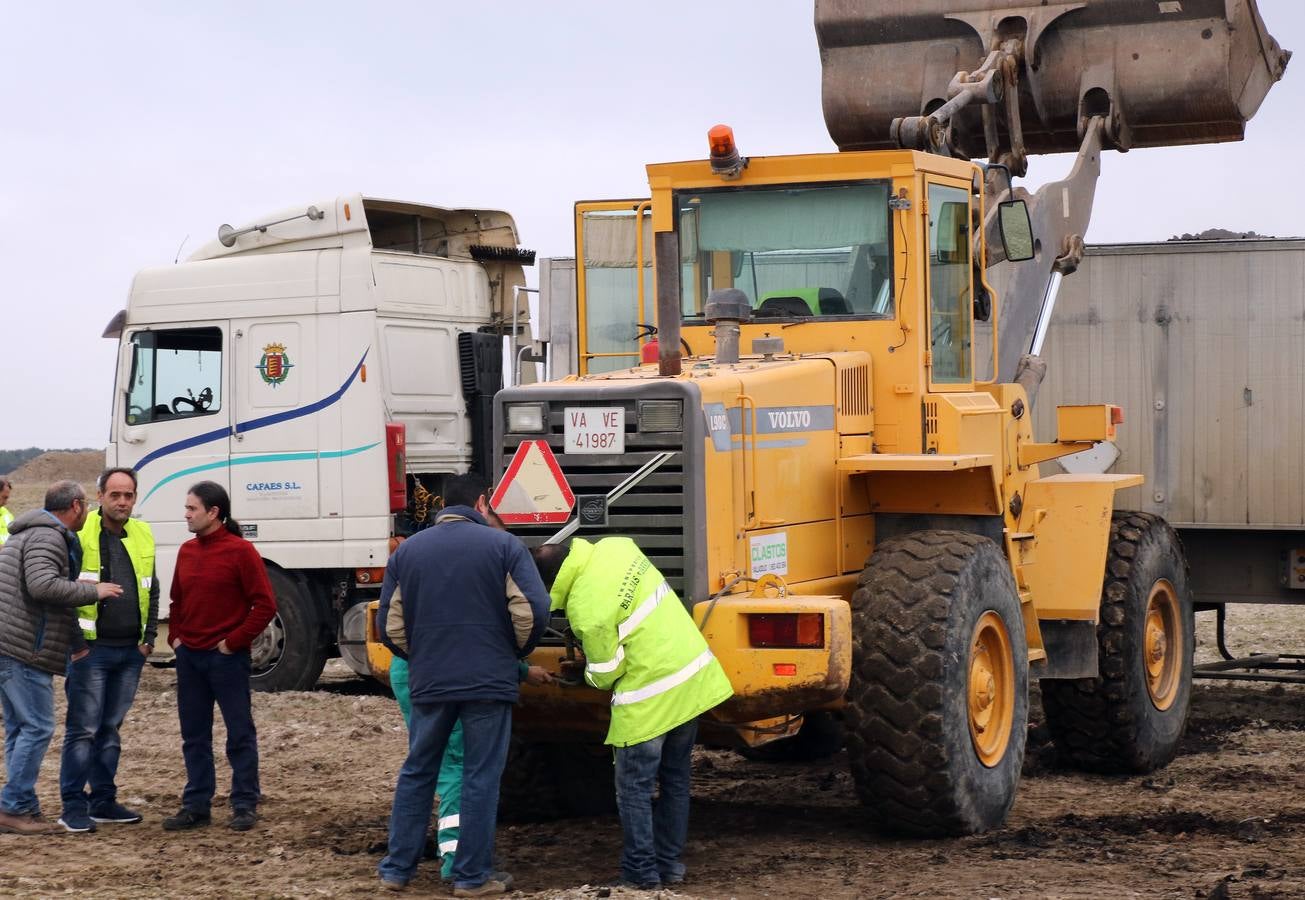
[0,810,60,835]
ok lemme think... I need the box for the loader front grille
[499,397,694,599]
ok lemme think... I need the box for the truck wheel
[250,568,329,693]
[498,739,616,822]
[740,711,844,762]
[1041,512,1193,773]
[846,530,1028,836]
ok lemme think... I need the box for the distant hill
[4,450,106,516]
[1169,228,1277,241]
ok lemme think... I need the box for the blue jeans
[0,653,56,816]
[379,700,511,889]
[174,645,260,813]
[60,643,146,817]
[614,718,698,886]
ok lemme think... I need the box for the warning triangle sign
[491,440,576,525]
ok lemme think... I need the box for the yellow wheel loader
[385,1,1289,836]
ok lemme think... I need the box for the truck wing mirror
[998,201,1035,262]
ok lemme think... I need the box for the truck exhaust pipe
[705,288,752,365]
[654,232,683,376]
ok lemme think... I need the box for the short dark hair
[0,477,12,491]
[44,480,85,512]
[443,474,489,510]
[530,542,570,590]
[97,467,139,492]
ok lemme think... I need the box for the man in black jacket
[376,475,551,896]
[0,481,121,835]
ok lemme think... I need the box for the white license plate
[564,406,625,454]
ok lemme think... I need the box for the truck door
[229,318,321,522]
[575,200,653,374]
[119,322,231,555]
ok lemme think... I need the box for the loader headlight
[638,400,683,432]
[506,402,547,433]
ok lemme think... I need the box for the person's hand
[70,648,90,663]
[558,659,585,682]
[170,637,180,650]
[139,644,153,657]
[524,665,554,686]
[96,582,123,600]
[216,639,233,655]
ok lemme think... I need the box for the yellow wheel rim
[968,611,1015,767]
[1144,579,1183,711]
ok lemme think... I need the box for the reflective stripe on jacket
[550,537,733,747]
[76,510,155,641]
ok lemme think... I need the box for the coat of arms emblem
[256,342,293,387]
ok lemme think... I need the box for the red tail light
[748,613,824,649]
[385,423,407,513]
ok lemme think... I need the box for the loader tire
[740,711,844,762]
[249,568,329,693]
[498,739,616,823]
[1041,511,1193,773]
[846,531,1028,836]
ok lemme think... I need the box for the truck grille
[500,398,692,597]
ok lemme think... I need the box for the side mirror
[998,201,1035,262]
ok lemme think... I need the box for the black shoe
[229,808,257,831]
[162,808,211,831]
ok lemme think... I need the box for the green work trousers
[389,657,463,880]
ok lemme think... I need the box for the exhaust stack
[705,288,752,365]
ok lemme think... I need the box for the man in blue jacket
[377,475,551,897]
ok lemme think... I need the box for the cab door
[575,199,653,374]
[924,180,975,390]
[117,323,232,595]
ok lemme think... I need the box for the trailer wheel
[846,530,1028,836]
[250,568,329,693]
[498,739,616,822]
[1041,512,1193,772]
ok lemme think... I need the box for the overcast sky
[4,1,1302,448]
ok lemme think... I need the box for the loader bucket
[817,0,1290,155]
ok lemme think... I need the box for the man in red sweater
[162,481,276,833]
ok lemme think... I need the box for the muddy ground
[3,606,1305,899]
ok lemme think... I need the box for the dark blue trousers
[175,645,260,813]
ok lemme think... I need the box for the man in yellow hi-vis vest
[0,477,13,544]
[58,467,159,834]
[531,538,733,890]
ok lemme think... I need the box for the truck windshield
[675,181,893,321]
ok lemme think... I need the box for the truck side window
[927,184,973,384]
[125,327,223,424]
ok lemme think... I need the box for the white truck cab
[105,193,534,690]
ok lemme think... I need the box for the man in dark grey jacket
[0,481,121,835]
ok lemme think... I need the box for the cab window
[927,183,973,384]
[675,182,893,321]
[125,327,223,424]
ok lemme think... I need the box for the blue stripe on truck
[140,443,381,504]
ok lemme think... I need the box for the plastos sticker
[750,532,788,577]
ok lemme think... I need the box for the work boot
[229,808,258,831]
[452,871,514,897]
[0,809,60,835]
[161,808,211,831]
